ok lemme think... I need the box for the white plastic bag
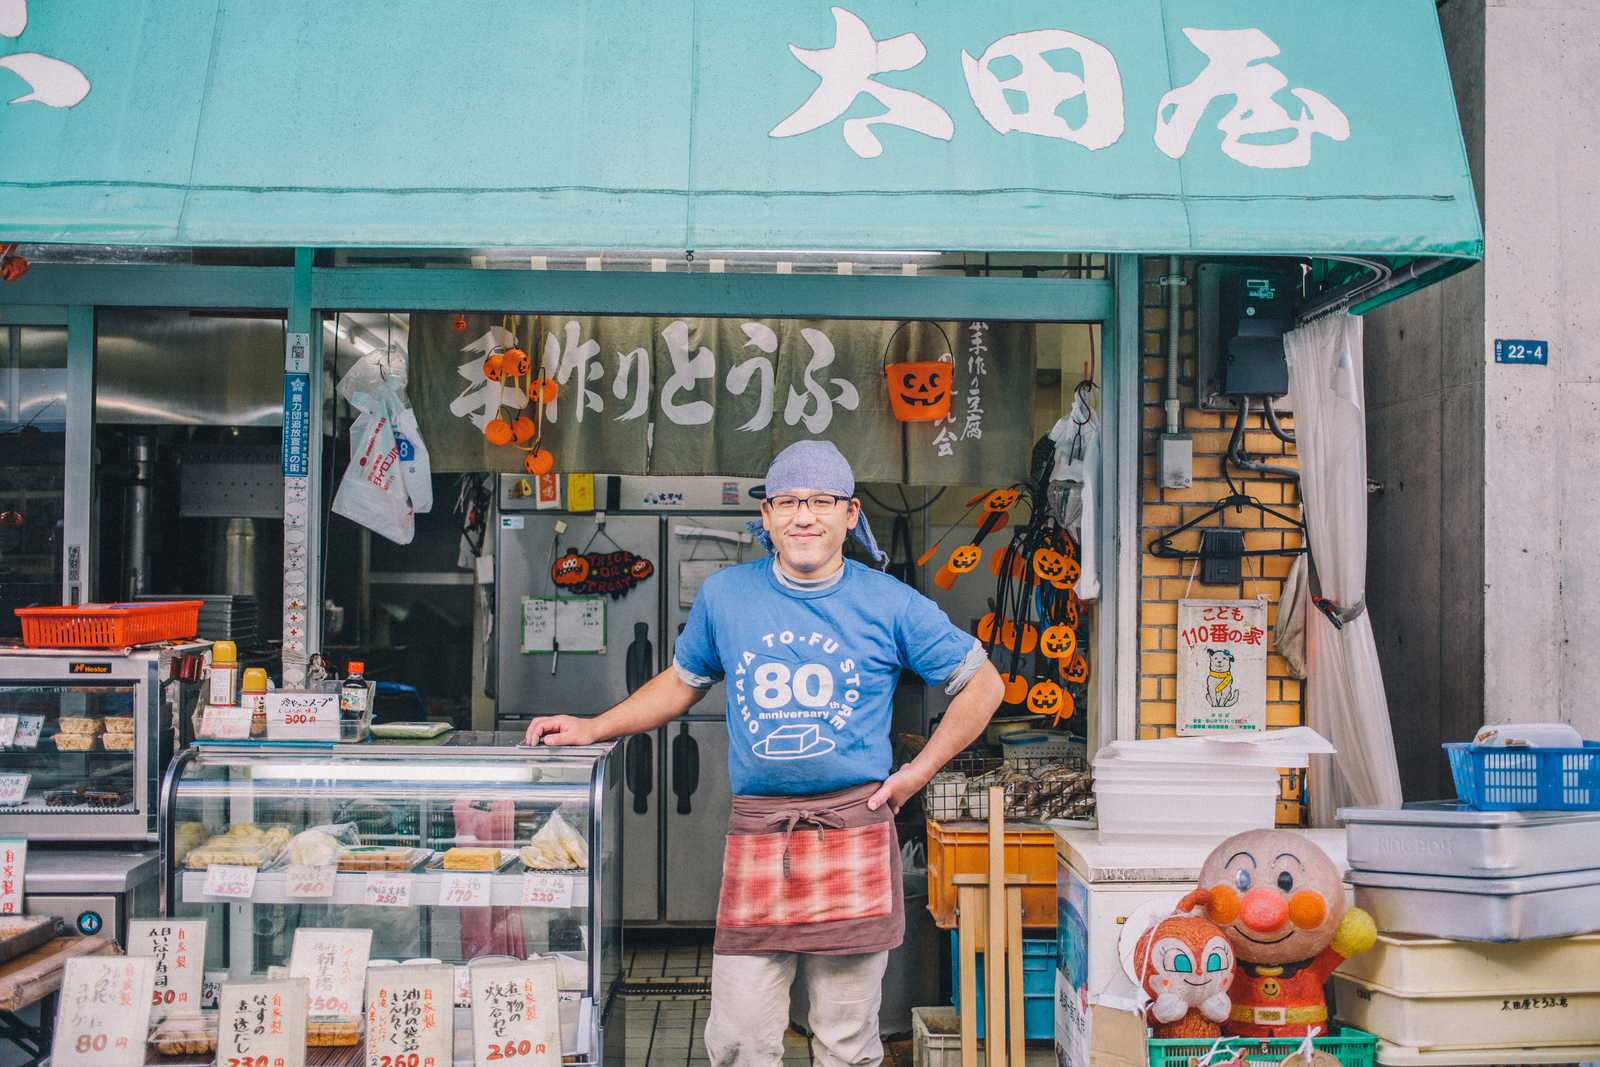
[332,405,414,544]
[391,399,433,514]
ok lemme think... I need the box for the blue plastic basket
[1445,741,1600,810]
[949,937,1054,1040]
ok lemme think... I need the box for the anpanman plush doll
[1176,829,1376,1037]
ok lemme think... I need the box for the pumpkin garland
[478,315,557,476]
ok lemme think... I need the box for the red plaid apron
[714,781,904,956]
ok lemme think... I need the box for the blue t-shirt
[673,558,973,796]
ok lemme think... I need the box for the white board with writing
[218,978,308,1067]
[53,956,156,1067]
[0,840,25,915]
[1177,599,1269,734]
[470,959,562,1067]
[128,919,206,1020]
[521,596,607,654]
[364,963,453,1067]
[288,927,372,1018]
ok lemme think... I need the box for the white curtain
[1283,313,1403,821]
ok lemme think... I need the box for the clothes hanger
[1146,491,1307,562]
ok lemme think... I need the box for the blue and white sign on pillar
[283,332,313,687]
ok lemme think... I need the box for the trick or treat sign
[1177,600,1267,734]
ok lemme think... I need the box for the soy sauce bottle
[340,661,368,723]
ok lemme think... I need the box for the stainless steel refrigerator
[495,476,766,924]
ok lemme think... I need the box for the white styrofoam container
[1339,801,1600,878]
[1375,1037,1600,1066]
[1092,759,1279,785]
[1333,974,1600,1049]
[1336,932,1600,995]
[1347,866,1600,942]
[1094,779,1276,845]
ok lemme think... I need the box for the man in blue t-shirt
[526,441,1003,1067]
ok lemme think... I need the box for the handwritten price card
[13,715,42,749]
[0,775,28,807]
[203,864,257,899]
[128,919,207,1020]
[219,978,308,1067]
[265,692,341,742]
[288,927,372,1018]
[522,873,574,909]
[0,716,17,748]
[470,959,561,1067]
[0,839,26,914]
[438,871,491,908]
[53,956,156,1066]
[285,865,337,899]
[365,963,452,1067]
[199,704,252,741]
[364,872,412,908]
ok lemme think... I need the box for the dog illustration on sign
[1204,648,1240,708]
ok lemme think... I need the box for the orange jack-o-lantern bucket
[884,321,954,422]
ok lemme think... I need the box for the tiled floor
[624,937,817,1067]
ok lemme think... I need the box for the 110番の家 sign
[1177,600,1268,734]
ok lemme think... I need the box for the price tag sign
[470,959,562,1067]
[365,963,453,1067]
[53,956,156,1066]
[522,873,574,909]
[265,692,341,742]
[285,864,336,899]
[0,775,29,807]
[363,872,411,908]
[0,716,18,748]
[199,704,251,741]
[453,966,471,1008]
[202,864,257,899]
[128,919,206,1021]
[438,871,491,908]
[0,840,26,914]
[287,927,371,1018]
[219,978,308,1067]
[13,715,42,749]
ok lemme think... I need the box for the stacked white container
[1334,801,1600,1064]
[1091,728,1328,846]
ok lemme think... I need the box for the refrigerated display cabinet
[159,734,622,1064]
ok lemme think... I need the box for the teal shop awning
[0,0,1481,261]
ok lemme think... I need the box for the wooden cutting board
[0,935,120,1011]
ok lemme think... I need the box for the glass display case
[0,645,195,840]
[159,734,622,1064]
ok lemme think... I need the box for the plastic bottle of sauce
[209,641,238,706]
[242,668,268,737]
[341,661,368,723]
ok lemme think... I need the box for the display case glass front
[160,735,622,1055]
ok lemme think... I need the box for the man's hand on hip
[524,716,597,747]
[867,765,933,815]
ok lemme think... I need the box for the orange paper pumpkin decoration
[1032,548,1068,583]
[1062,600,1080,629]
[886,362,952,422]
[1050,557,1082,589]
[1000,621,1038,654]
[1026,680,1064,717]
[1040,624,1076,660]
[484,418,513,446]
[976,613,997,642]
[530,377,559,404]
[551,552,589,586]
[1000,673,1029,704]
[949,545,982,573]
[983,489,1021,513]
[525,449,554,475]
[989,546,1027,580]
[503,348,531,376]
[510,416,536,444]
[1062,654,1089,685]
[483,353,506,382]
[933,564,958,591]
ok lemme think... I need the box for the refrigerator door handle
[672,721,700,815]
[626,733,653,815]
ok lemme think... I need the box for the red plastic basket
[14,601,202,649]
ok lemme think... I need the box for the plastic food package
[307,1015,364,1046]
[56,717,103,735]
[52,733,98,751]
[173,822,207,864]
[441,847,501,871]
[103,716,134,734]
[285,823,360,867]
[102,731,135,751]
[338,846,421,871]
[185,826,291,868]
[520,811,588,870]
[149,1012,218,1055]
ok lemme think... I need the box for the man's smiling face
[1195,829,1346,965]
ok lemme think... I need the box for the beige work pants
[704,951,889,1067]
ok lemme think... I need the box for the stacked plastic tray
[1335,801,1600,1060]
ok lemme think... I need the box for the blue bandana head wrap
[745,440,888,568]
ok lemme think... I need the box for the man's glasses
[764,494,851,516]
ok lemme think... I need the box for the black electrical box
[1221,267,1296,397]
[1200,528,1246,585]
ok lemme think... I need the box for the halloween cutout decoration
[1134,913,1235,1039]
[1025,680,1063,716]
[999,673,1029,705]
[1032,548,1068,583]
[999,620,1037,654]
[1040,624,1076,660]
[1050,556,1082,589]
[918,485,1024,589]
[630,558,655,582]
[1062,653,1089,685]
[989,545,1026,580]
[984,488,1021,513]
[1176,829,1376,1037]
[478,315,560,475]
[948,545,982,573]
[883,321,954,422]
[551,551,590,586]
